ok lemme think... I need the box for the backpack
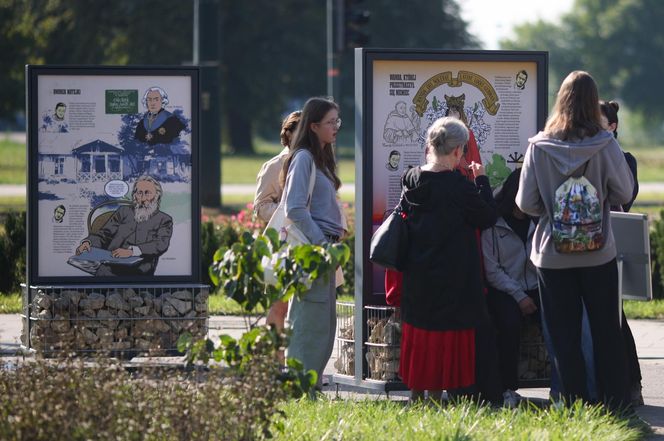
[552,162,604,253]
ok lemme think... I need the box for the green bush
[0,354,292,440]
[338,232,355,298]
[0,211,26,294]
[650,209,664,299]
[200,220,239,288]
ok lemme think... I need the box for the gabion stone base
[21,285,208,356]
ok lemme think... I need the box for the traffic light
[343,0,370,49]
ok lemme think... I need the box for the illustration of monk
[383,101,419,144]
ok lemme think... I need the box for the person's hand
[111,248,133,258]
[469,161,485,178]
[518,296,538,316]
[75,241,91,255]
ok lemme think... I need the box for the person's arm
[481,227,528,303]
[462,173,497,230]
[253,159,282,222]
[134,213,173,257]
[621,151,639,212]
[515,145,545,217]
[605,141,635,208]
[284,151,326,244]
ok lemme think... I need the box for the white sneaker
[502,389,521,409]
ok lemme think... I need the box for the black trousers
[487,287,540,391]
[622,312,642,387]
[537,259,630,407]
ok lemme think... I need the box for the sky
[459,0,575,49]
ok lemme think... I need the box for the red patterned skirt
[399,322,475,390]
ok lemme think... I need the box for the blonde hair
[545,71,602,141]
[426,117,469,159]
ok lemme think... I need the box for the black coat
[134,110,186,145]
[401,167,497,331]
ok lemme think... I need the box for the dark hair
[545,71,602,141]
[279,110,302,147]
[55,204,66,211]
[389,150,400,158]
[495,168,522,218]
[599,100,619,139]
[55,103,66,110]
[517,70,528,78]
[280,97,341,190]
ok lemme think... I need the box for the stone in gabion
[34,291,53,310]
[79,292,106,310]
[25,286,208,356]
[106,293,130,311]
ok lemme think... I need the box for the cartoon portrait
[40,102,69,133]
[72,175,173,276]
[53,204,66,223]
[383,101,420,144]
[386,150,401,172]
[515,70,528,90]
[134,86,186,145]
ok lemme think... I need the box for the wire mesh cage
[365,305,401,381]
[334,301,355,376]
[21,284,209,357]
[518,316,551,383]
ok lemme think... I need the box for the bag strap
[306,159,316,208]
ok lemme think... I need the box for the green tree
[0,0,192,122]
[501,0,664,128]
[335,0,479,142]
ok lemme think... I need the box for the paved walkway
[1,314,663,436]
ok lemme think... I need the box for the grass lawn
[0,139,25,185]
[623,299,664,319]
[274,398,646,441]
[3,293,662,319]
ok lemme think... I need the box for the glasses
[319,118,342,130]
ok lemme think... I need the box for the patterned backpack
[552,162,604,253]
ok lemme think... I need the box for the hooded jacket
[400,167,497,331]
[481,217,538,303]
[516,130,634,269]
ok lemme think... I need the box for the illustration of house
[38,139,130,183]
[38,143,77,180]
[73,139,127,182]
[142,144,192,182]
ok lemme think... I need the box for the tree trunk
[227,112,253,154]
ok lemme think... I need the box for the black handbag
[369,190,410,271]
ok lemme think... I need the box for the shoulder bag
[369,188,410,271]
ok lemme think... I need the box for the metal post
[326,0,340,103]
[194,0,222,208]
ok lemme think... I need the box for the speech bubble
[104,180,129,198]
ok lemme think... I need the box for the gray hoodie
[515,130,634,269]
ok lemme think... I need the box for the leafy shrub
[0,211,26,294]
[0,354,291,440]
[650,209,664,299]
[179,229,351,425]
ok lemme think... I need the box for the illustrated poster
[34,73,194,279]
[372,60,537,222]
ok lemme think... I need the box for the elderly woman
[399,116,498,403]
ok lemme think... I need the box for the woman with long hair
[254,110,301,223]
[280,97,344,387]
[516,71,634,409]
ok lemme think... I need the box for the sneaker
[630,383,644,407]
[502,389,521,409]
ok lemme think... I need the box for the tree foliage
[501,0,664,126]
[0,0,477,150]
